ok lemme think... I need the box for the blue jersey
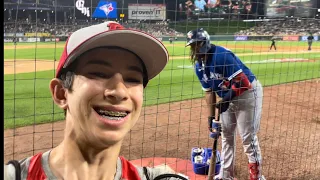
[195,45,256,98]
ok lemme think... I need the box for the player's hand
[215,100,230,113]
[210,121,221,139]
[208,116,217,132]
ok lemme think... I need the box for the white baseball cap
[56,21,169,82]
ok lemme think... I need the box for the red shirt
[26,153,142,180]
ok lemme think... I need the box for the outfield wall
[3,33,319,43]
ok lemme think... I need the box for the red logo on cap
[108,22,124,30]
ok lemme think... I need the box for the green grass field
[4,41,320,129]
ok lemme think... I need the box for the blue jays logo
[93,1,118,19]
[99,3,114,16]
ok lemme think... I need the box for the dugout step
[191,147,221,175]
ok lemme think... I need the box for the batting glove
[210,121,221,139]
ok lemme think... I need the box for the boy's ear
[49,78,68,110]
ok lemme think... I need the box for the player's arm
[195,74,216,119]
[205,91,216,118]
[205,90,220,134]
[194,64,217,130]
[223,52,252,101]
[222,72,252,102]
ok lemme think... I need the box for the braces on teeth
[98,109,127,117]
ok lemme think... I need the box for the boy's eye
[125,78,142,84]
[89,72,107,78]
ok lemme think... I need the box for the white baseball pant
[217,79,264,179]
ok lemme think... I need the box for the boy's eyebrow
[127,65,143,74]
[86,59,111,67]
[86,59,144,74]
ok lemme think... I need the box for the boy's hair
[59,71,75,91]
[57,61,77,116]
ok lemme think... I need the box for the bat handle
[208,139,218,180]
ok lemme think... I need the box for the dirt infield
[4,44,65,50]
[4,43,319,75]
[4,50,320,75]
[4,79,320,179]
[167,43,320,51]
[171,50,320,60]
[4,60,59,75]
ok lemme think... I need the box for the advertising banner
[25,32,51,37]
[234,36,248,41]
[301,36,319,41]
[19,37,40,42]
[128,4,166,20]
[283,36,299,41]
[92,1,118,19]
[4,38,14,43]
[4,33,25,37]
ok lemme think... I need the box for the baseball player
[4,21,187,180]
[269,38,276,51]
[307,33,314,51]
[186,28,265,180]
[169,37,173,44]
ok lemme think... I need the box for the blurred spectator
[235,18,320,36]
[185,0,195,17]
[194,0,207,11]
[207,0,218,8]
[4,18,185,37]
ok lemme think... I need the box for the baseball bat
[207,110,220,180]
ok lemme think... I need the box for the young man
[186,28,265,180]
[4,21,188,180]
